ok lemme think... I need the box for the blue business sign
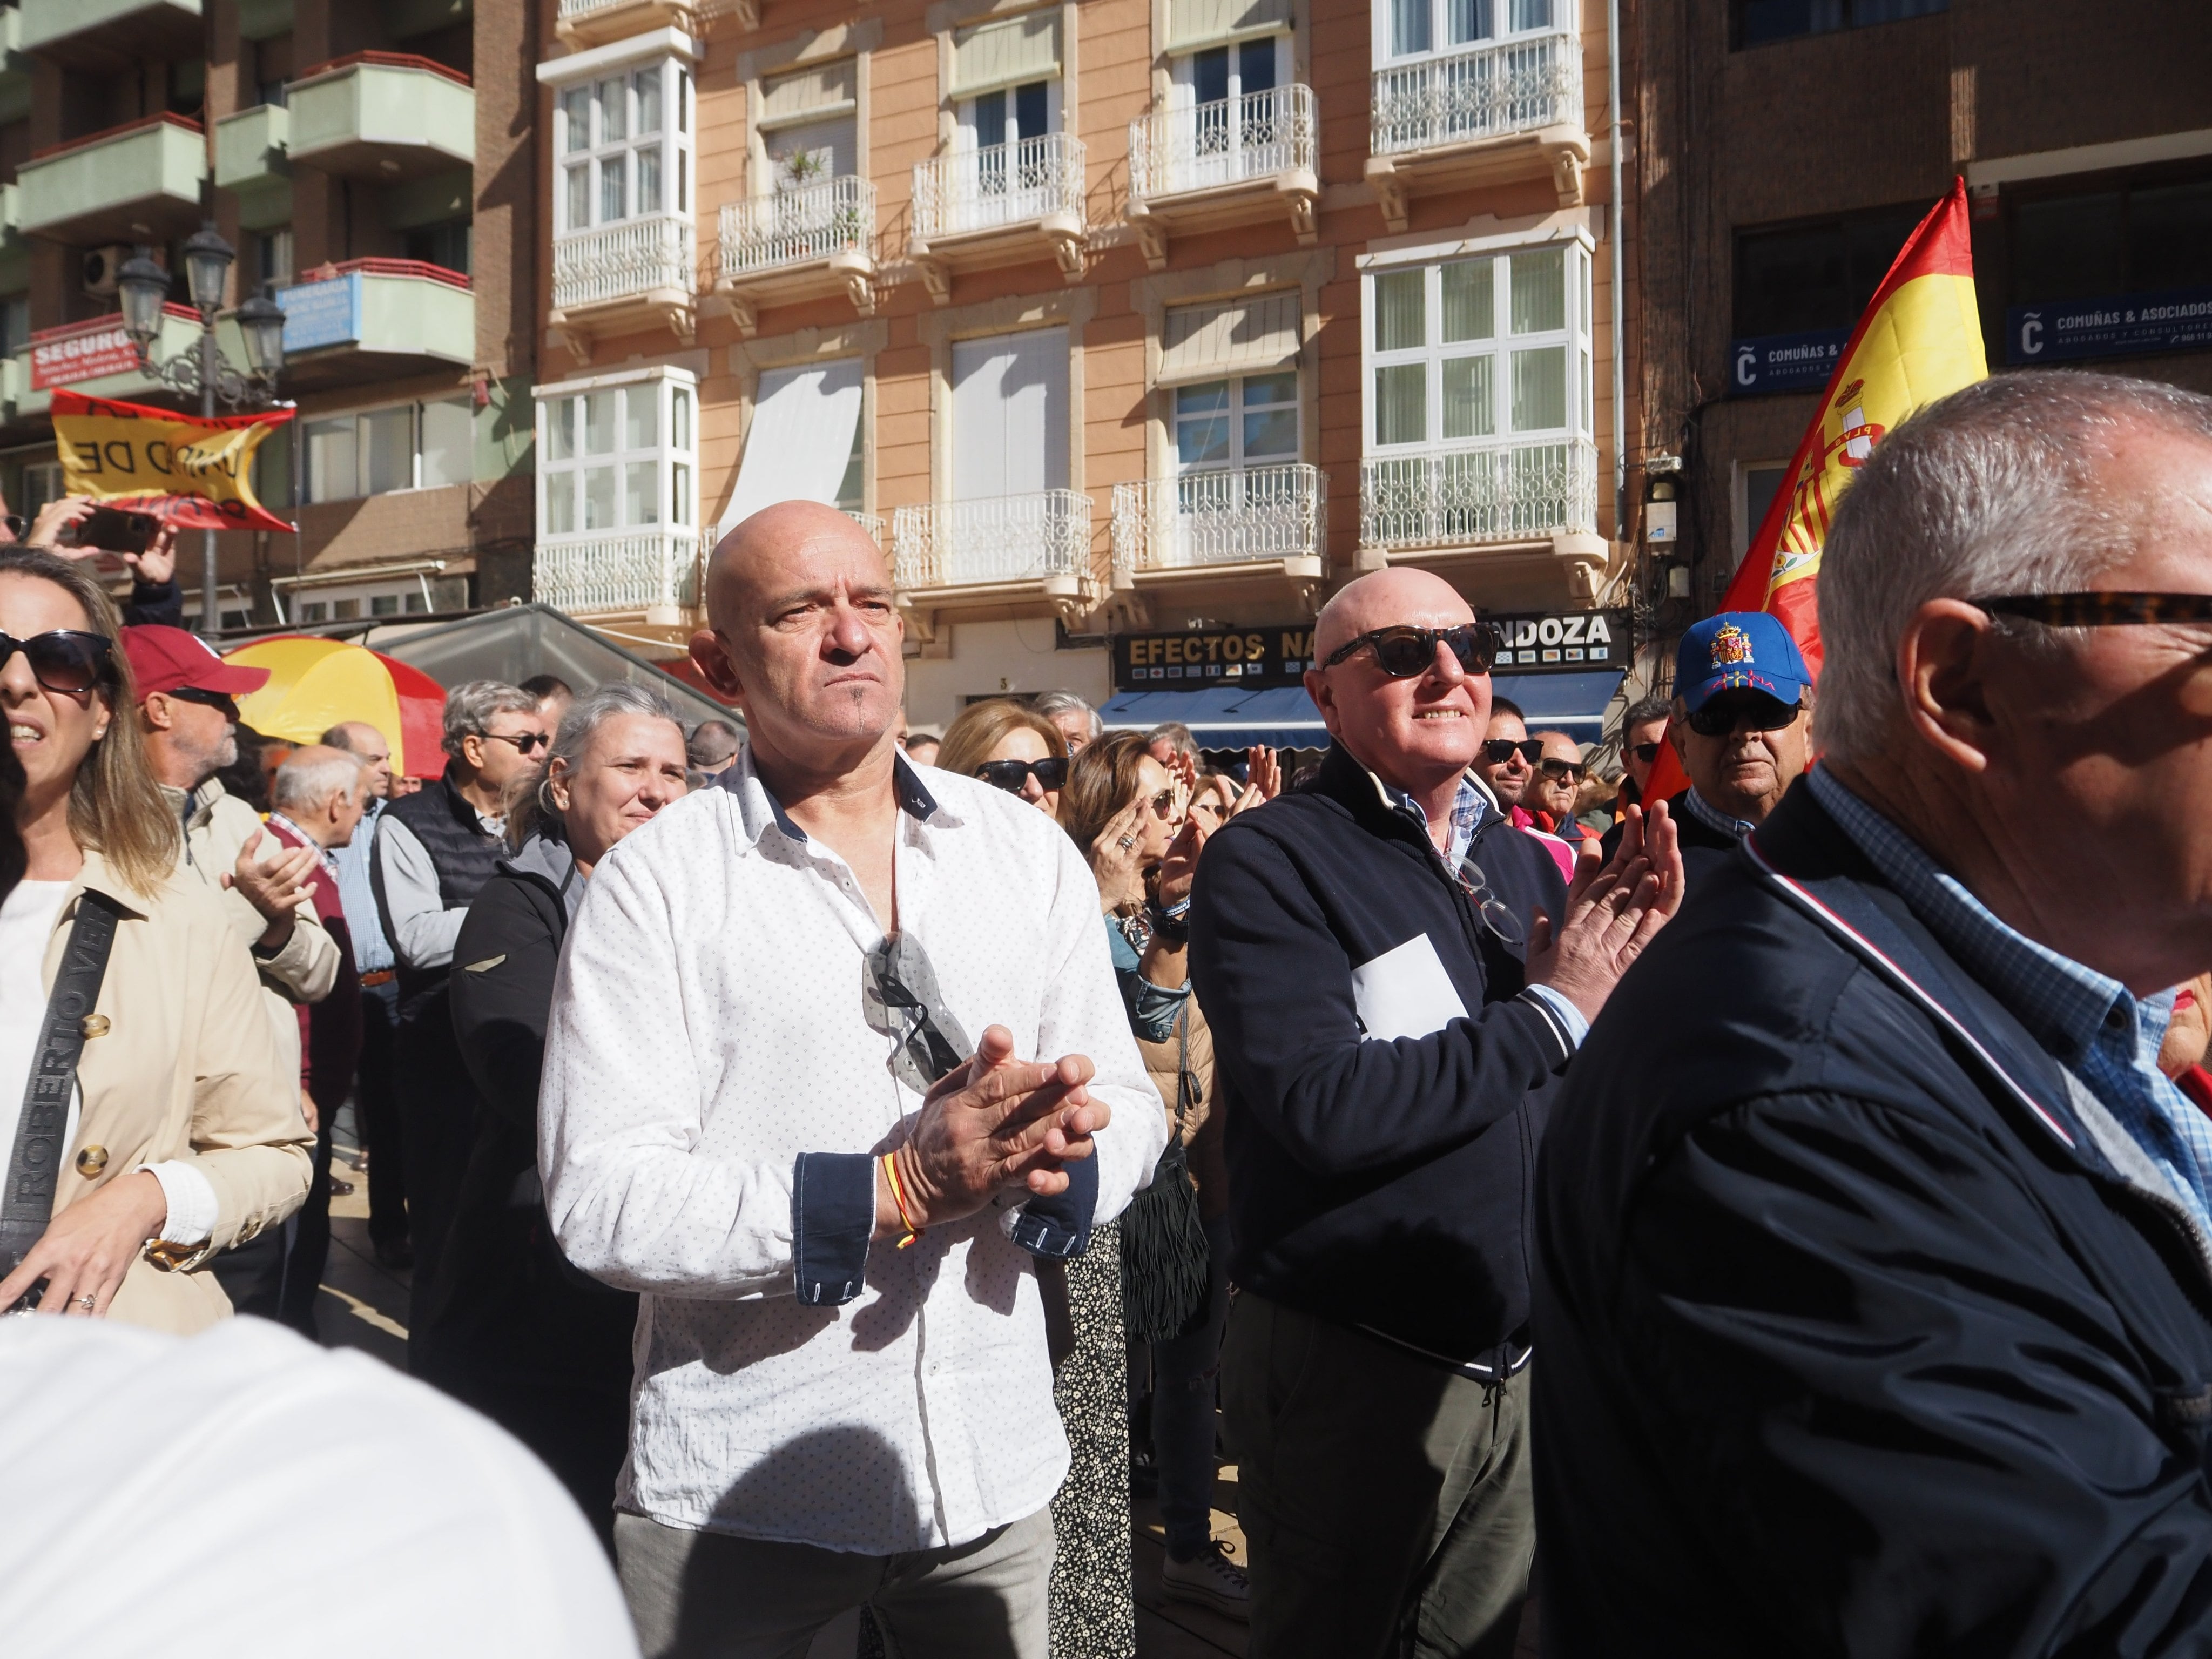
[2008,285,2212,366]
[276,273,363,354]
[1729,328,1850,397]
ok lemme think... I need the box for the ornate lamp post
[117,224,289,640]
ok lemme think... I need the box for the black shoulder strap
[2,889,124,1274]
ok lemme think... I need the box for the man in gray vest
[373,680,547,1324]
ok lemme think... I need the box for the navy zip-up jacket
[1188,741,1572,1367]
[1534,778,2212,1658]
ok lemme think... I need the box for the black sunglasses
[482,730,549,754]
[1629,741,1662,763]
[975,756,1068,792]
[1976,592,2212,627]
[1,628,114,695]
[1323,622,1500,678]
[166,685,238,716]
[1537,757,1585,783]
[1685,690,1802,738]
[1481,737,1543,766]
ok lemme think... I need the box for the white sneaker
[1159,1540,1250,1621]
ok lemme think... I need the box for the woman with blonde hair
[0,547,309,1330]
[934,697,1068,815]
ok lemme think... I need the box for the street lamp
[114,225,288,640]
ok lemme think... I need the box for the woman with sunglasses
[934,698,1069,814]
[418,683,690,1552]
[0,547,311,1329]
[1057,734,1247,1621]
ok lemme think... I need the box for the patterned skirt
[1049,1218,1134,1659]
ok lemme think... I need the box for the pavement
[314,1112,1534,1657]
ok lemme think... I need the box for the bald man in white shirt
[541,501,1165,1659]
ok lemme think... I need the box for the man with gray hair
[1534,370,2212,1655]
[1033,689,1102,753]
[265,745,370,1335]
[374,679,547,1316]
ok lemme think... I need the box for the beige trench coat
[35,849,315,1332]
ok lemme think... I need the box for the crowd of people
[11,368,2212,1659]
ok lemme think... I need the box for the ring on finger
[74,1293,95,1311]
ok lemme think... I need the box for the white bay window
[557,59,692,236]
[534,367,701,621]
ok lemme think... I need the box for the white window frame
[1362,239,1592,455]
[1168,31,1289,109]
[1173,371,1302,473]
[535,366,699,543]
[554,56,694,237]
[1373,0,1568,66]
[758,60,859,193]
[956,76,1062,151]
[291,576,469,624]
[301,394,475,505]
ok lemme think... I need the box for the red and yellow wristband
[881,1150,923,1250]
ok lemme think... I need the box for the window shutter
[1167,0,1291,50]
[720,360,865,535]
[952,327,1068,500]
[758,58,858,126]
[950,10,1062,98]
[1156,292,1302,387]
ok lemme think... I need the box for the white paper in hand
[1350,933,1470,1042]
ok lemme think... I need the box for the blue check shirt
[1809,767,2212,1240]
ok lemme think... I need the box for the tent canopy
[1098,670,1626,752]
[366,605,740,734]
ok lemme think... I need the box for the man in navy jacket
[1189,567,1682,1659]
[1535,369,2212,1656]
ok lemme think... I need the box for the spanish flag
[1640,178,1984,805]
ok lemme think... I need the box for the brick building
[0,0,538,631]
[532,0,1637,747]
[1630,0,2212,670]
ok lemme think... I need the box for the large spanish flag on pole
[1642,178,1984,805]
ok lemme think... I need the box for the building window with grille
[1366,242,1591,450]
[1378,0,1560,64]
[537,372,698,541]
[555,58,694,237]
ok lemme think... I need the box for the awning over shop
[1098,685,1326,751]
[1098,669,1626,752]
[1493,670,1626,746]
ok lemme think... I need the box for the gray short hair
[442,680,541,760]
[509,681,684,846]
[1817,370,2212,766]
[1033,690,1102,741]
[272,749,363,813]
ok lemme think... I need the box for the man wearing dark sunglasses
[1188,566,1682,1659]
[123,624,344,1313]
[1630,611,1813,891]
[1612,695,1671,816]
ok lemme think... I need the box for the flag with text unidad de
[1641,178,1984,806]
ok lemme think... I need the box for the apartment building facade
[531,0,1635,745]
[0,0,537,631]
[1631,0,2212,660]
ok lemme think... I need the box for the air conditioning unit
[81,246,133,298]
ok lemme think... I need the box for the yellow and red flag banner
[51,389,295,536]
[1642,178,1985,806]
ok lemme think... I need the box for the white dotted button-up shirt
[540,748,1165,1553]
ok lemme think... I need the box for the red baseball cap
[120,625,272,702]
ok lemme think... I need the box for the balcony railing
[1112,464,1324,577]
[557,0,738,15]
[534,529,702,616]
[913,132,1085,242]
[554,214,696,312]
[718,176,874,282]
[1371,32,1581,157]
[892,490,1092,591]
[1131,85,1316,206]
[1360,438,1597,549]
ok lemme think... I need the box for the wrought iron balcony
[1131,84,1317,207]
[1359,437,1597,551]
[1111,464,1325,580]
[553,214,696,313]
[909,133,1085,285]
[533,528,702,625]
[719,176,873,281]
[892,489,1094,600]
[1365,31,1588,229]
